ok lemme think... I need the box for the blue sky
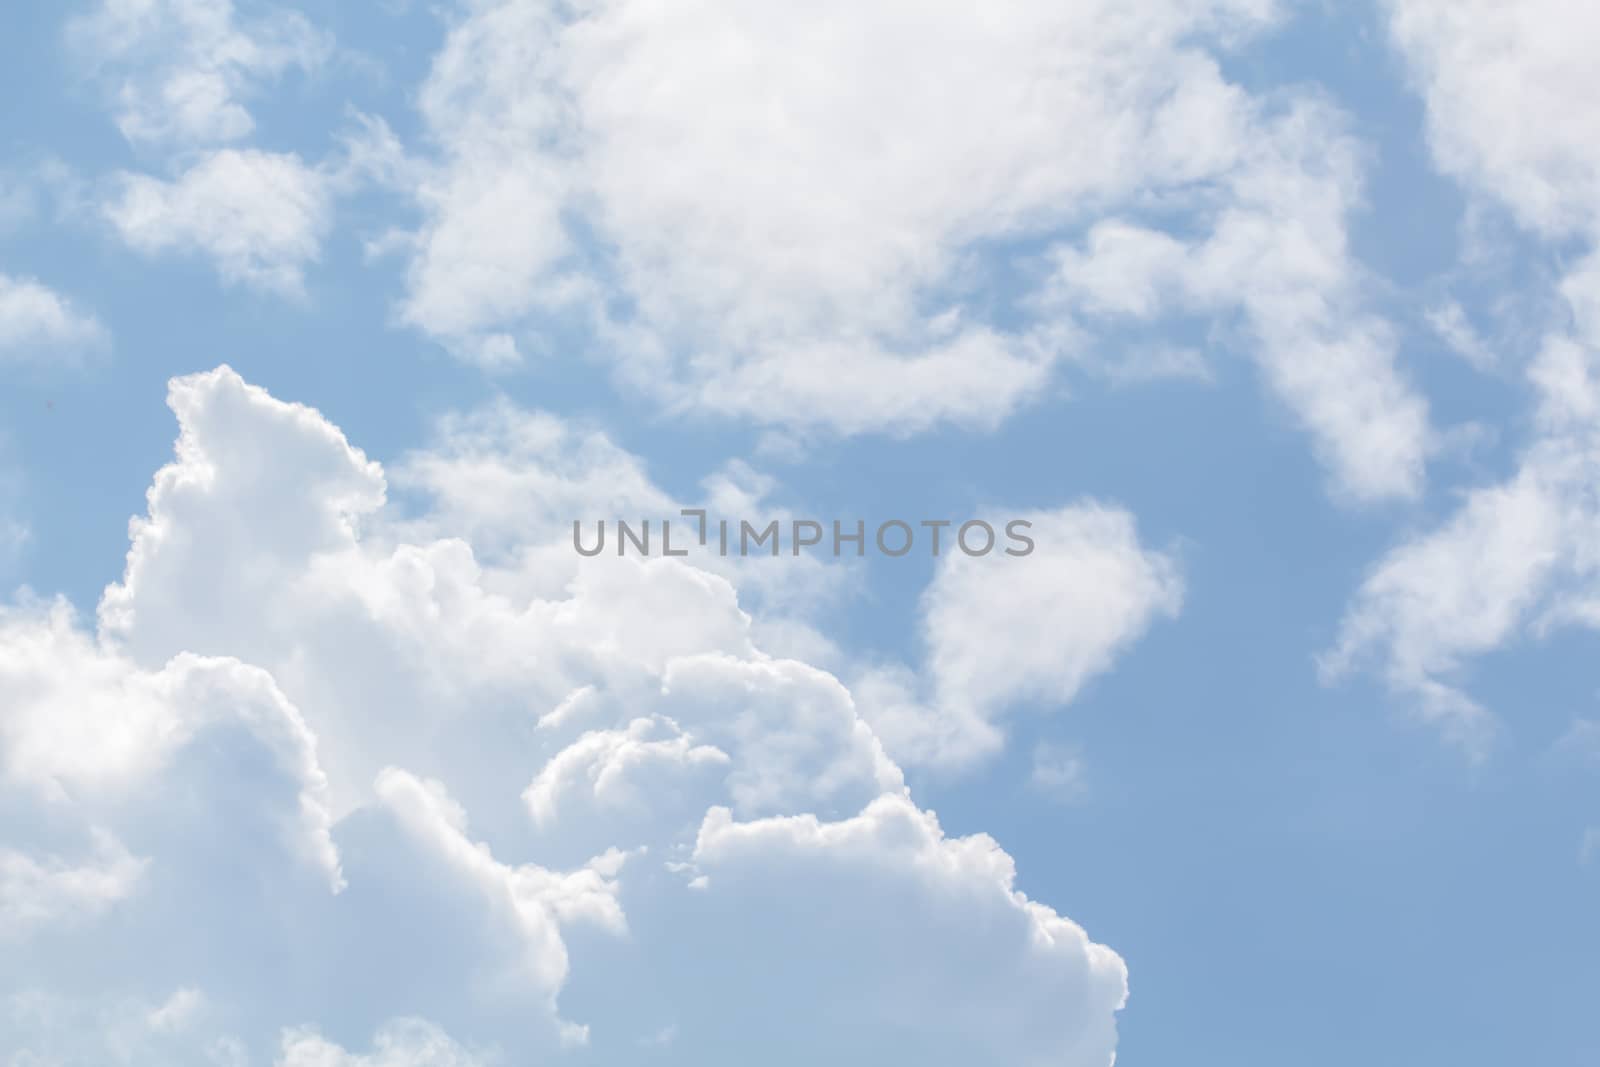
[2,1,1598,1064]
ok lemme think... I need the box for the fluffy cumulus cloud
[857,507,1182,769]
[1388,0,1600,239]
[0,367,1132,1063]
[381,403,1183,771]
[379,0,1430,498]
[0,273,108,365]
[0,598,342,886]
[65,2,367,297]
[923,508,1182,717]
[102,148,334,295]
[1325,3,1600,749]
[381,399,847,631]
[68,0,331,149]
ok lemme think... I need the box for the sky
[1,1,1598,1064]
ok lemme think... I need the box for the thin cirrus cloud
[1,366,1129,1063]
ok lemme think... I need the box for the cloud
[278,1019,488,1067]
[0,273,108,365]
[1387,0,1600,239]
[0,830,146,938]
[146,987,206,1034]
[1324,3,1600,750]
[373,766,625,1047]
[926,507,1181,715]
[522,716,730,831]
[3,987,236,1066]
[1031,741,1092,803]
[103,148,333,294]
[0,597,344,892]
[0,366,1128,1063]
[384,397,852,639]
[1426,301,1498,372]
[860,505,1182,768]
[1325,256,1600,754]
[682,793,1126,1064]
[401,0,1274,375]
[1043,102,1433,501]
[68,0,331,148]
[374,0,1429,497]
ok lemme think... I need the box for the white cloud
[380,0,1429,495]
[0,830,146,938]
[386,403,1176,775]
[0,273,108,364]
[1324,4,1600,748]
[1426,301,1497,372]
[3,987,240,1066]
[1388,0,1600,239]
[390,400,675,558]
[861,505,1182,769]
[69,0,331,148]
[1,366,1129,1062]
[374,766,625,1047]
[1326,255,1600,753]
[103,149,332,294]
[384,398,852,636]
[926,507,1180,716]
[0,597,345,892]
[522,716,730,830]
[146,987,206,1034]
[685,793,1127,1064]
[1044,103,1433,501]
[278,1019,487,1067]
